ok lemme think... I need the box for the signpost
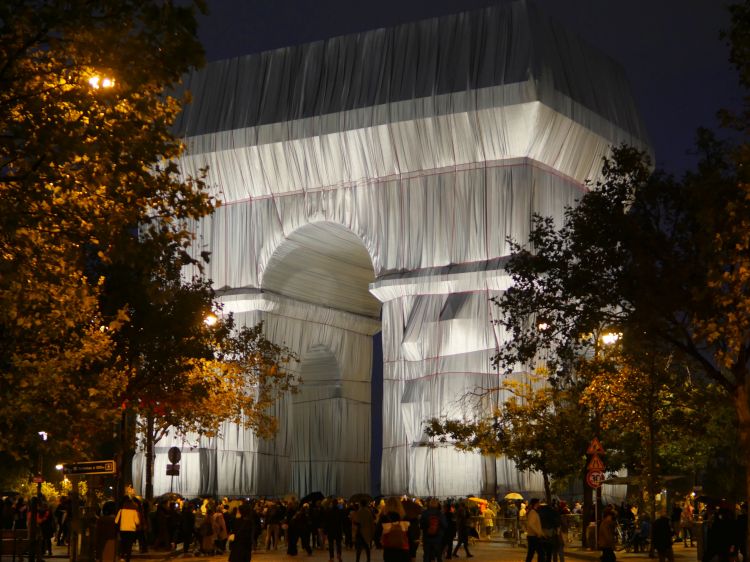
[167,447,181,492]
[586,438,606,550]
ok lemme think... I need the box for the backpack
[381,521,409,550]
[425,513,441,537]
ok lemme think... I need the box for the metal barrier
[1,529,30,562]
[465,514,583,547]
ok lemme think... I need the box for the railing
[0,529,30,562]
[465,514,584,546]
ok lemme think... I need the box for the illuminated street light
[55,464,64,471]
[601,332,621,345]
[88,75,115,90]
[204,312,218,327]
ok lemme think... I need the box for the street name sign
[63,460,116,476]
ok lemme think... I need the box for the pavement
[39,539,702,562]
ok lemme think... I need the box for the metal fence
[467,514,584,546]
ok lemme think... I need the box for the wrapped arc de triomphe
[133,1,650,499]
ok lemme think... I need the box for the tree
[491,2,750,546]
[425,373,597,502]
[579,341,732,519]
[0,0,299,492]
[0,0,212,460]
[99,233,297,498]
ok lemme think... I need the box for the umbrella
[301,491,324,505]
[467,496,488,504]
[504,492,524,501]
[155,492,183,504]
[401,498,423,519]
[350,493,373,505]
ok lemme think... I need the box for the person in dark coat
[352,502,375,562]
[442,504,456,560]
[96,502,118,562]
[322,500,346,562]
[229,504,255,562]
[420,498,447,562]
[651,511,674,562]
[179,503,196,555]
[703,506,739,562]
[452,503,472,558]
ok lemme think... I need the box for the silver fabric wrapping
[134,1,649,499]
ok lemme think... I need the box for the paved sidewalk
[43,539,702,562]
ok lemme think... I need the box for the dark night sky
[196,0,741,176]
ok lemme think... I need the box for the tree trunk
[116,409,136,499]
[542,471,552,503]
[582,473,593,548]
[145,414,154,501]
[734,380,750,560]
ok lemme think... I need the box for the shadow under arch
[261,221,380,318]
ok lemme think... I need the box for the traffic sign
[168,447,182,464]
[166,464,180,476]
[586,470,605,488]
[31,476,44,484]
[62,460,116,476]
[587,455,605,471]
[587,437,605,455]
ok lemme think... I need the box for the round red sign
[586,470,605,488]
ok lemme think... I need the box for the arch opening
[263,221,382,497]
[262,222,380,318]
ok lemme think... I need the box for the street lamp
[600,332,621,345]
[204,312,218,327]
[87,75,115,89]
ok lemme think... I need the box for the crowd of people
[2,492,747,562]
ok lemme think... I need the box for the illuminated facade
[134,1,649,498]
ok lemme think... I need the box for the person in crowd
[352,501,375,562]
[265,501,282,550]
[633,514,650,553]
[14,497,28,530]
[37,501,55,557]
[212,505,229,554]
[115,497,141,562]
[131,498,148,554]
[598,509,617,562]
[322,499,346,562]
[288,503,313,556]
[680,502,695,547]
[197,503,215,555]
[54,496,70,546]
[524,498,544,562]
[179,502,196,556]
[452,502,473,559]
[420,498,446,562]
[152,499,173,551]
[96,502,118,562]
[442,503,456,560]
[229,504,255,562]
[378,497,410,562]
[652,510,675,562]
[702,503,739,562]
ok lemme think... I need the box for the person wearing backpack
[420,499,447,562]
[451,502,473,558]
[378,497,410,562]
